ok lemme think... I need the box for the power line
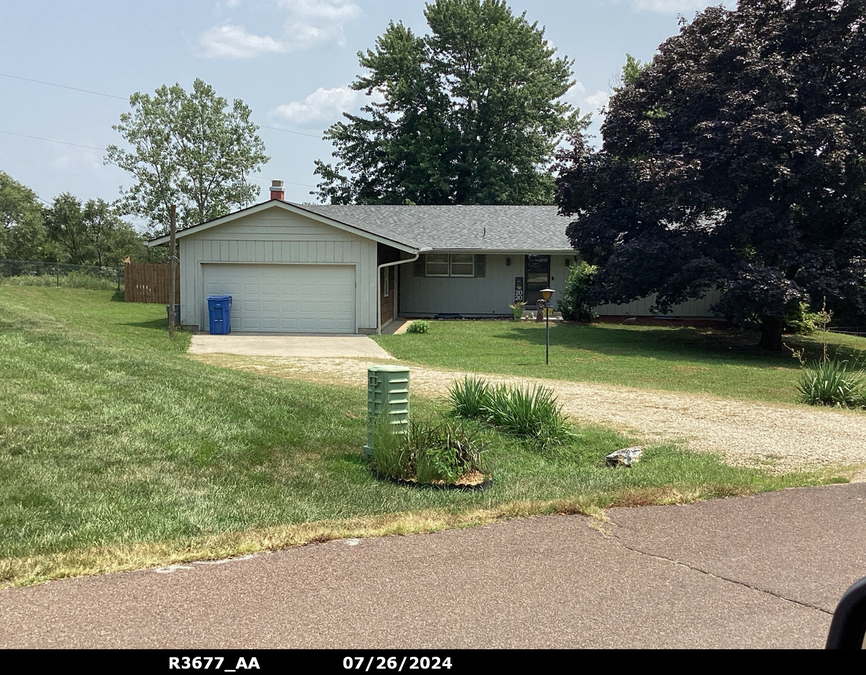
[0,71,325,138]
[0,129,106,151]
[0,129,319,188]
[0,72,126,100]
[259,124,322,139]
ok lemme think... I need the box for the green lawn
[374,320,866,404]
[0,287,851,586]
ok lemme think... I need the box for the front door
[524,255,550,305]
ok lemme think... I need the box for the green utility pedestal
[363,365,410,458]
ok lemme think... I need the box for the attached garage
[150,195,417,334]
[202,263,356,333]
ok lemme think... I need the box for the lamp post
[541,288,554,365]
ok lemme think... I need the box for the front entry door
[525,255,550,305]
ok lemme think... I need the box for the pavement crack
[609,536,833,615]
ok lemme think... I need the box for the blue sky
[0,0,734,224]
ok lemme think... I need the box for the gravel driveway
[191,354,866,475]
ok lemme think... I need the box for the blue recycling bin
[207,295,232,335]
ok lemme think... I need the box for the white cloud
[585,90,611,110]
[271,85,385,124]
[199,25,287,58]
[199,0,361,58]
[631,0,735,13]
[50,145,104,172]
[271,86,360,124]
[279,0,361,23]
[564,81,586,106]
[279,0,362,50]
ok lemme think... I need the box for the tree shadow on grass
[491,323,841,370]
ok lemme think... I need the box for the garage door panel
[203,264,355,334]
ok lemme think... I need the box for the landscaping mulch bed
[373,469,494,491]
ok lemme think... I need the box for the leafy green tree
[81,199,143,267]
[0,171,47,261]
[106,78,269,235]
[45,194,142,266]
[615,54,645,91]
[315,0,584,205]
[44,193,89,264]
[556,0,866,350]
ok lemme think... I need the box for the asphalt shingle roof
[295,204,574,252]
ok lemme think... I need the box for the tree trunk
[758,315,784,351]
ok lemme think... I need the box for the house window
[423,253,479,277]
[449,253,474,277]
[383,268,389,297]
[425,253,450,276]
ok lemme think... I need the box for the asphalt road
[2,483,864,650]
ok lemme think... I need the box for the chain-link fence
[0,260,123,291]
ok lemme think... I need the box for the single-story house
[148,181,720,334]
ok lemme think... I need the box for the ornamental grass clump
[448,376,492,419]
[485,383,571,447]
[797,359,866,408]
[787,303,866,409]
[449,376,571,448]
[369,418,488,485]
[369,418,415,481]
[411,421,486,484]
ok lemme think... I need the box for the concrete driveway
[188,333,394,359]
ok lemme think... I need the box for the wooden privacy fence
[124,262,180,304]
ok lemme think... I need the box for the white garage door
[203,264,356,333]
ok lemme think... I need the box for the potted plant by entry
[510,301,526,320]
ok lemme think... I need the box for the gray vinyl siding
[179,210,377,331]
[400,254,572,316]
[594,287,723,317]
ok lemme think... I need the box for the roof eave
[146,200,419,254]
[422,248,575,254]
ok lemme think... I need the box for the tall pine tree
[315,0,585,205]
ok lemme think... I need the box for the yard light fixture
[541,288,554,365]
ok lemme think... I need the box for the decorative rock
[606,446,644,467]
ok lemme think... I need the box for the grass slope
[0,288,849,586]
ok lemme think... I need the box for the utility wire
[0,129,319,188]
[0,129,106,151]
[0,72,126,100]
[258,124,321,139]
[0,71,324,138]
